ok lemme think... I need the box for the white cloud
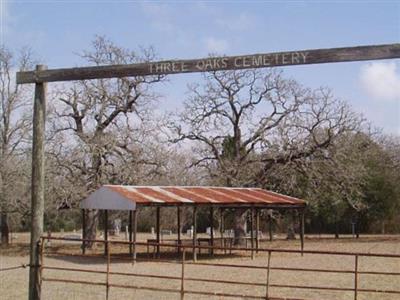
[360,62,400,101]
[204,37,228,53]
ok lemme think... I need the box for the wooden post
[193,206,197,262]
[156,207,160,258]
[81,209,86,255]
[177,206,181,254]
[129,211,133,255]
[255,209,260,253]
[29,64,47,300]
[210,206,214,256]
[300,209,305,255]
[17,44,400,84]
[250,208,254,259]
[132,209,138,264]
[104,210,108,256]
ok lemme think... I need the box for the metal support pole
[354,255,359,300]
[156,207,160,258]
[265,250,271,299]
[255,209,260,253]
[81,209,86,255]
[250,208,254,259]
[104,210,108,256]
[300,209,305,255]
[132,209,138,264]
[220,208,225,253]
[193,206,197,262]
[180,249,186,300]
[29,64,47,300]
[106,241,110,300]
[268,212,273,242]
[129,211,133,255]
[210,206,214,256]
[177,206,181,254]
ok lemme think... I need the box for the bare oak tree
[169,69,363,244]
[0,46,35,244]
[50,36,165,246]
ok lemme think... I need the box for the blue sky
[3,0,400,134]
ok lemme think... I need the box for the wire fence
[39,236,400,300]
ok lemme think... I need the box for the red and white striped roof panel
[104,185,305,206]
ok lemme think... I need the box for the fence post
[265,250,272,299]
[106,241,110,300]
[29,64,47,300]
[181,249,186,300]
[354,255,358,300]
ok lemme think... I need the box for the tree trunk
[84,210,99,248]
[85,150,102,248]
[1,212,9,245]
[286,212,296,240]
[233,208,247,246]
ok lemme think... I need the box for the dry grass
[1,233,399,300]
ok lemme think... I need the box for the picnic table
[146,237,237,256]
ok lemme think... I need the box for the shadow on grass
[44,248,249,266]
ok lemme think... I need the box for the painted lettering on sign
[149,52,309,74]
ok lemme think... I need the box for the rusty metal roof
[80,185,306,210]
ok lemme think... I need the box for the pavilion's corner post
[156,206,160,258]
[300,208,305,255]
[81,209,86,255]
[210,206,214,256]
[177,206,181,254]
[250,207,255,259]
[192,206,197,262]
[29,64,47,300]
[132,209,138,264]
[104,210,109,256]
[129,211,133,255]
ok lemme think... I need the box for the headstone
[206,227,211,235]
[113,218,121,236]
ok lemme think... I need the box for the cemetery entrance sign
[17,44,400,83]
[15,43,400,300]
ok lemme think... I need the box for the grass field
[1,233,399,300]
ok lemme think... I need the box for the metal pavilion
[80,185,307,261]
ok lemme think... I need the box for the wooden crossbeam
[16,44,400,84]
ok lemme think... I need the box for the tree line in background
[1,37,399,245]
